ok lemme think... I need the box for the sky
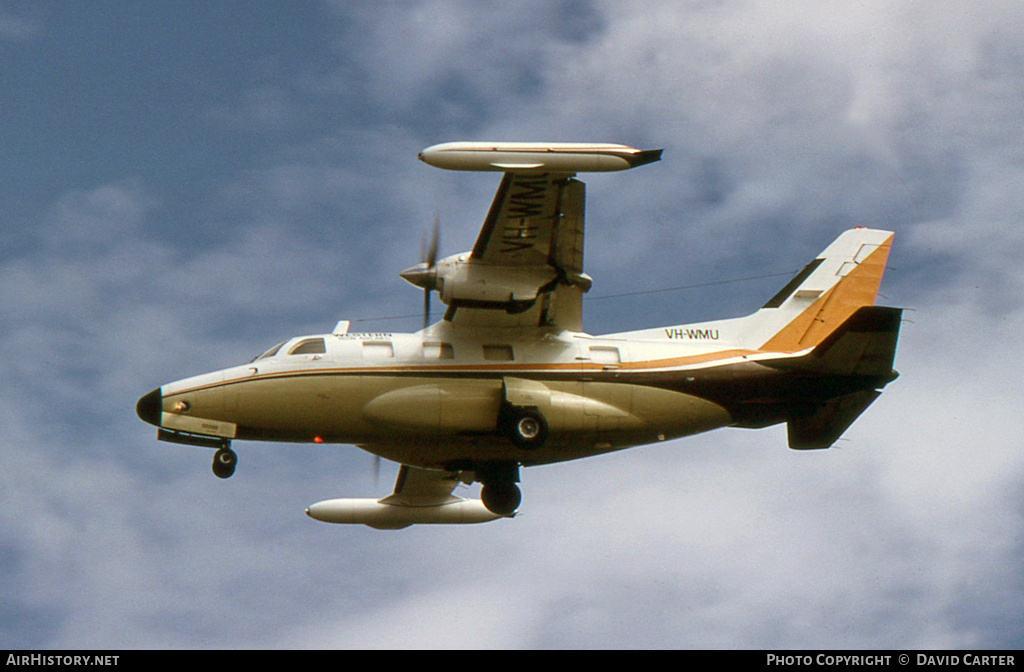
[2,0,1023,650]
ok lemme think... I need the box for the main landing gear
[477,462,521,517]
[479,403,547,515]
[481,481,521,516]
[501,404,548,450]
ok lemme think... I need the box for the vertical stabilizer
[752,228,894,353]
[607,228,896,349]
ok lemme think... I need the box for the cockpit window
[289,338,327,355]
[253,342,285,361]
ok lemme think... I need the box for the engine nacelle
[440,256,558,310]
[305,497,503,529]
[402,252,569,313]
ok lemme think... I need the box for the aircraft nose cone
[136,388,162,427]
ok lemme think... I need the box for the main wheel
[481,482,521,516]
[503,407,548,450]
[212,448,237,479]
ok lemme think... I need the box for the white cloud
[318,0,603,136]
[283,581,538,649]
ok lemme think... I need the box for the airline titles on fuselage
[336,333,394,340]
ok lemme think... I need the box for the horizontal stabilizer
[807,306,902,378]
[782,306,901,449]
[771,305,903,379]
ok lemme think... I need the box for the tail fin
[752,228,894,353]
[752,229,898,449]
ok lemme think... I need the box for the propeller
[401,213,441,330]
[424,213,440,329]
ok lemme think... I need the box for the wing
[414,142,662,332]
[379,464,462,506]
[444,172,590,331]
[471,172,584,274]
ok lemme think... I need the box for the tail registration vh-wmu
[137,142,902,529]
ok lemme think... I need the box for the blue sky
[2,0,1024,649]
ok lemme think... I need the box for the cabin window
[589,346,621,364]
[289,338,327,355]
[482,344,514,361]
[422,342,454,360]
[362,341,395,359]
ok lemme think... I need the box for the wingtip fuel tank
[418,142,663,173]
[305,497,505,529]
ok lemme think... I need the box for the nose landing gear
[212,446,237,479]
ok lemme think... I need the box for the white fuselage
[152,322,760,469]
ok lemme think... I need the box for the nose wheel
[212,447,237,479]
